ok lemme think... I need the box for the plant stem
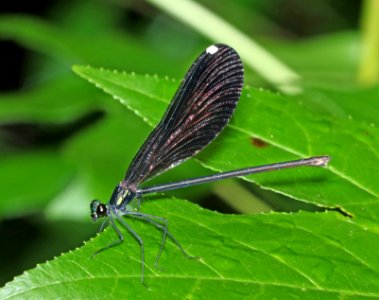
[358,0,379,86]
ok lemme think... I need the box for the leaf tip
[71,64,93,76]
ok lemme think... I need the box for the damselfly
[90,44,329,283]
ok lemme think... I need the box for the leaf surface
[1,200,378,299]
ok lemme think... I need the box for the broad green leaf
[72,66,379,222]
[1,200,378,298]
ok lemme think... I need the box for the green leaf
[1,200,378,298]
[72,66,379,222]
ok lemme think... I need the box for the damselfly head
[90,200,108,221]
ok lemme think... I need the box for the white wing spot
[206,45,219,55]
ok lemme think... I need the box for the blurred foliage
[0,0,378,298]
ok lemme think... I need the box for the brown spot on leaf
[251,137,268,148]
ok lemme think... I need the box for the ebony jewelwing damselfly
[90,44,330,283]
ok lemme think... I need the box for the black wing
[123,44,244,187]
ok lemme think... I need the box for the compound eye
[96,203,107,217]
[90,199,100,212]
